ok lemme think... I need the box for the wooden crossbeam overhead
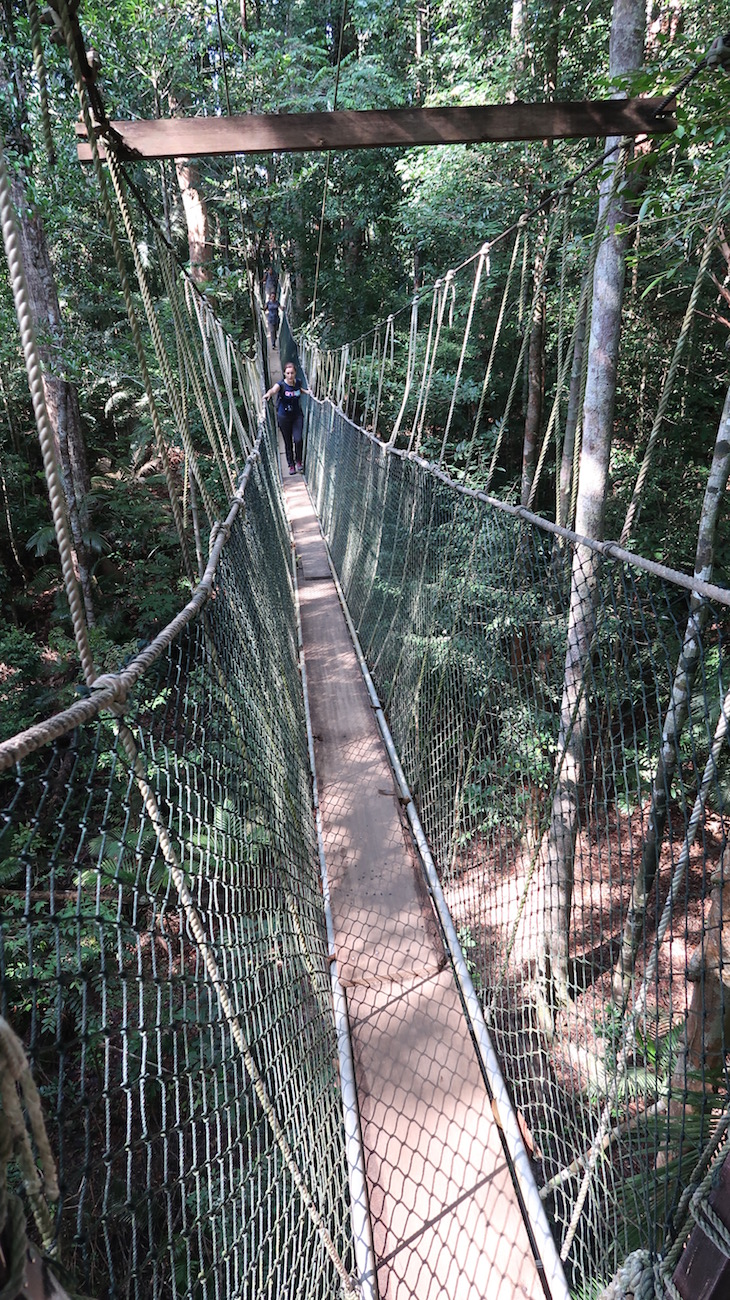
[76,99,674,162]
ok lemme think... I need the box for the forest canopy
[1,0,730,737]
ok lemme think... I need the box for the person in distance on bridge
[263,264,279,300]
[264,361,308,475]
[265,292,280,347]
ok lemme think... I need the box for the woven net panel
[306,398,730,1292]
[0,425,353,1300]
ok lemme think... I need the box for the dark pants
[279,412,303,468]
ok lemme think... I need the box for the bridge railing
[304,395,730,1297]
[0,417,355,1300]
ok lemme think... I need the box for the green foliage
[0,626,47,738]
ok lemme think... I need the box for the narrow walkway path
[280,464,548,1300]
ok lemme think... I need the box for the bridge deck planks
[281,452,547,1299]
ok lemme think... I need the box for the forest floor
[444,803,727,1199]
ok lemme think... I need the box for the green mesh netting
[304,395,730,1294]
[0,420,354,1300]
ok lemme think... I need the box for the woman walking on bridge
[265,362,308,474]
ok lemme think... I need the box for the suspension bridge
[3,6,730,1299]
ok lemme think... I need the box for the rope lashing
[620,160,730,545]
[597,1250,657,1300]
[438,242,490,466]
[660,1111,730,1281]
[0,1017,59,1255]
[372,314,394,437]
[689,1192,730,1259]
[388,294,419,445]
[463,219,525,477]
[407,280,440,450]
[414,274,453,453]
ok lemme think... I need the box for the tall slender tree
[1,0,95,626]
[535,0,645,1027]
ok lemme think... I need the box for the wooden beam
[76,99,674,162]
[672,1152,730,1299]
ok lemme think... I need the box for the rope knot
[598,1249,656,1300]
[211,521,232,549]
[91,672,130,714]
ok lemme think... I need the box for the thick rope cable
[158,248,238,493]
[372,314,394,437]
[407,279,440,451]
[104,149,221,523]
[388,294,419,444]
[0,436,259,773]
[438,243,490,465]
[110,716,358,1298]
[620,161,730,544]
[660,1107,730,1280]
[57,0,196,584]
[26,0,55,166]
[0,1017,59,1255]
[415,275,452,452]
[0,129,95,686]
[483,196,567,488]
[462,221,524,478]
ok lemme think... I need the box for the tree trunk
[535,0,645,1028]
[612,382,730,1001]
[511,0,525,76]
[9,173,96,628]
[175,158,213,285]
[1,24,96,627]
[671,843,730,1104]
[544,0,560,98]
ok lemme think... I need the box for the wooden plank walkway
[279,457,550,1300]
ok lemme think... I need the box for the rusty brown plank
[76,99,674,162]
[672,1152,730,1299]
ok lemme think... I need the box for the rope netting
[4,11,730,1295]
[301,397,730,1294]
[0,428,356,1297]
[296,104,730,1296]
[0,44,357,1286]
